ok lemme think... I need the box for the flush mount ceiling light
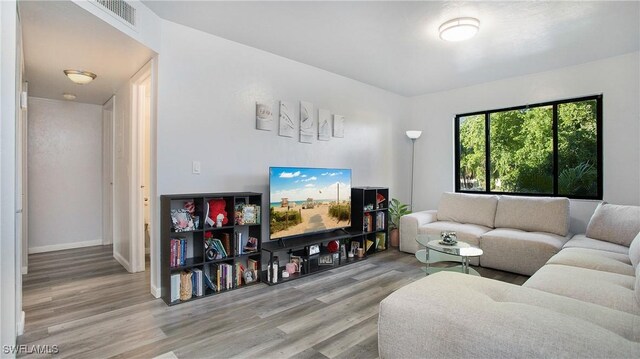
[439,17,480,42]
[63,93,77,100]
[63,70,97,85]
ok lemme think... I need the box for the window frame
[454,94,603,200]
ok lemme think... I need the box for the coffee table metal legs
[425,248,430,276]
[462,256,469,274]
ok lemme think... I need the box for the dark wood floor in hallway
[19,245,528,358]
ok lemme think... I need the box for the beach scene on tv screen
[270,167,351,239]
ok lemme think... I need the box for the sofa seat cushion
[563,234,629,255]
[436,192,499,228]
[524,264,638,315]
[546,247,634,276]
[494,195,570,236]
[480,228,570,276]
[586,203,640,247]
[379,272,640,359]
[629,232,640,269]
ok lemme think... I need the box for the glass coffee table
[415,234,483,276]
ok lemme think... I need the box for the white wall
[155,20,409,288]
[27,97,103,253]
[404,52,640,233]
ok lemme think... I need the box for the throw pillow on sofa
[586,203,640,247]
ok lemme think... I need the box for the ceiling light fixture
[439,17,480,42]
[63,70,97,85]
[63,93,77,100]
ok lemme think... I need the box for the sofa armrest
[399,210,437,254]
[378,272,640,359]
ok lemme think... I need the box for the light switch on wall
[192,161,201,174]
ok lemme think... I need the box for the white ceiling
[142,0,640,97]
[20,1,155,105]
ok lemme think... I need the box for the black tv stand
[261,229,364,285]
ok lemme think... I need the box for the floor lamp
[406,130,422,211]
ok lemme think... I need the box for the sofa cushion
[379,272,640,359]
[563,234,629,255]
[585,203,640,247]
[635,266,640,307]
[494,195,569,236]
[480,229,570,276]
[524,264,638,315]
[630,232,640,269]
[436,192,498,228]
[546,247,634,276]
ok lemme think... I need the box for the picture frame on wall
[318,109,331,141]
[300,101,314,143]
[279,101,295,137]
[333,114,345,138]
[256,101,273,131]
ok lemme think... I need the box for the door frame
[129,60,154,274]
[102,96,114,246]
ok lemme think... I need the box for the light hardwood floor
[19,245,528,358]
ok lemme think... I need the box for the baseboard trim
[17,311,25,336]
[29,239,103,254]
[113,251,133,273]
[150,283,161,298]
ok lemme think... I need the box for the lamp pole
[405,130,422,211]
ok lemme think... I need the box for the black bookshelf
[160,192,262,305]
[351,187,389,255]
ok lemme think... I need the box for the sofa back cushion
[585,203,640,247]
[630,232,640,270]
[437,192,499,228]
[494,195,570,236]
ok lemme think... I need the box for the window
[455,95,602,199]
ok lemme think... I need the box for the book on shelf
[170,274,180,302]
[170,238,187,267]
[203,265,216,292]
[235,232,243,255]
[366,239,374,251]
[192,268,204,297]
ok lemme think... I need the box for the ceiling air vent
[93,0,136,27]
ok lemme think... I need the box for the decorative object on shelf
[376,193,386,209]
[179,271,193,301]
[285,262,298,274]
[307,244,320,255]
[340,244,347,258]
[350,241,360,256]
[206,198,228,228]
[327,240,339,253]
[319,254,334,265]
[357,247,365,258]
[244,237,258,253]
[279,101,295,137]
[333,114,345,138]
[389,198,411,247]
[406,130,423,211]
[300,101,314,143]
[243,268,257,284]
[270,256,279,283]
[256,101,273,131]
[440,231,458,245]
[171,209,195,232]
[318,108,331,141]
[290,255,302,273]
[242,205,259,224]
[282,271,290,278]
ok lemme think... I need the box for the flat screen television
[269,166,352,240]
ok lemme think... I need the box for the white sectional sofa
[400,192,571,275]
[379,202,640,358]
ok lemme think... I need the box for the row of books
[376,212,386,231]
[170,238,187,267]
[171,261,259,302]
[205,237,228,260]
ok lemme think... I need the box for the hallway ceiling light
[439,17,480,42]
[63,69,97,84]
[63,93,76,100]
